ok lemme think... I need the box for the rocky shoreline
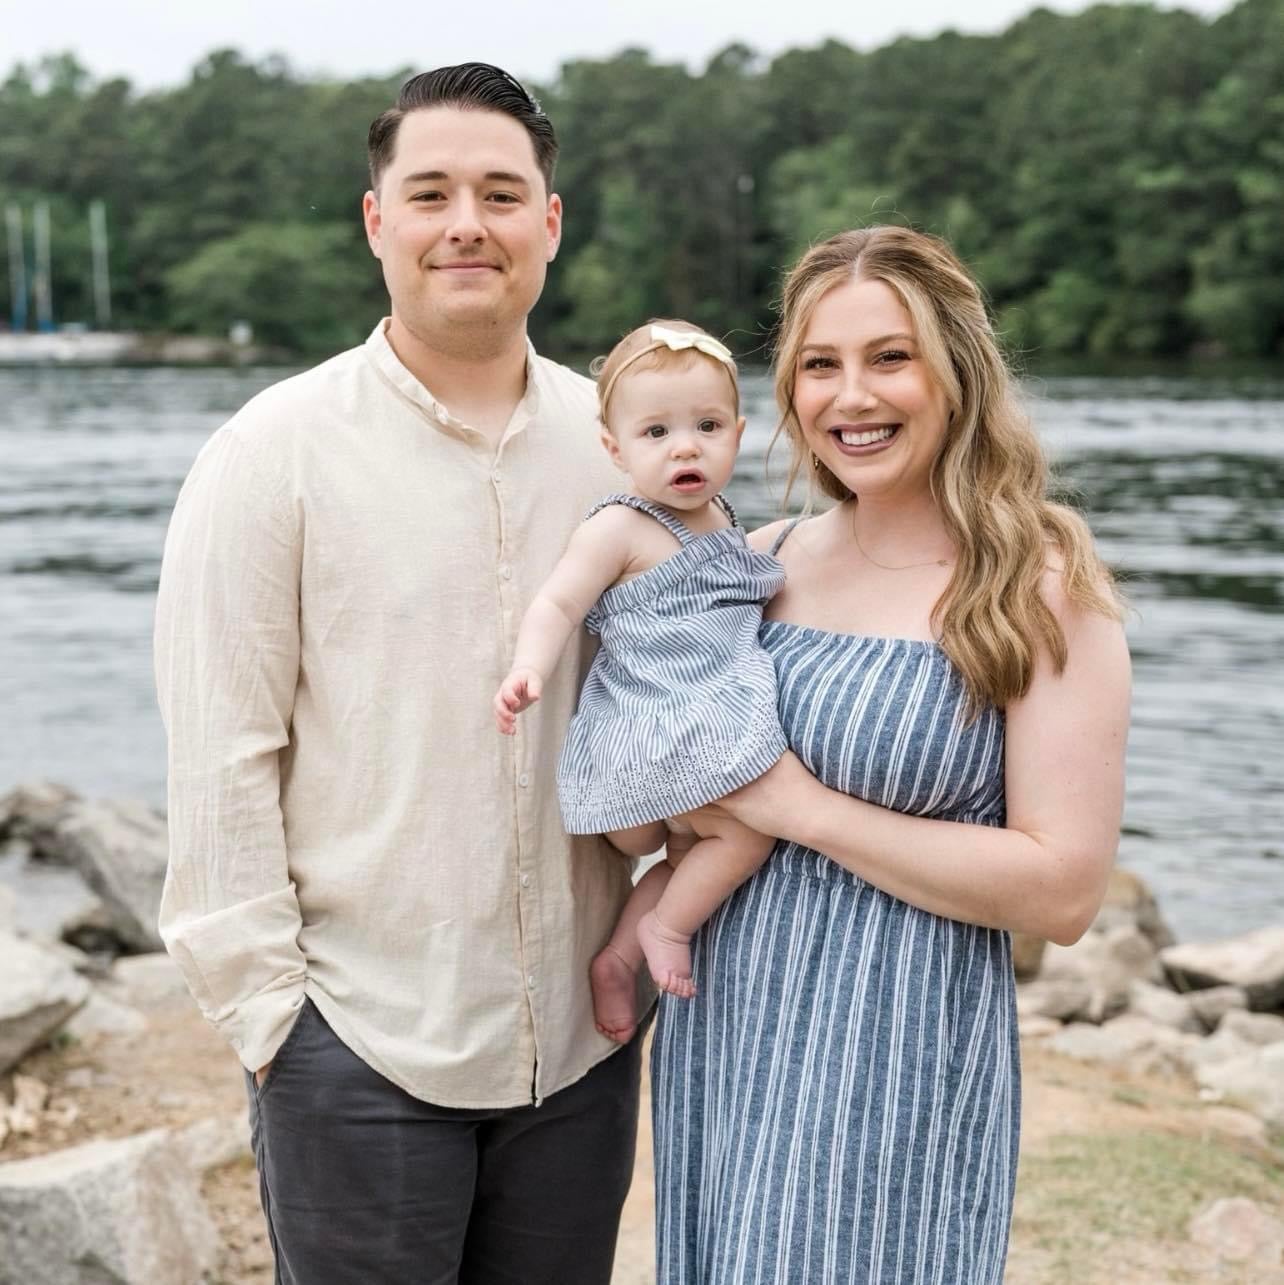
[2,781,1283,1282]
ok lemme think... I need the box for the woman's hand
[701,753,822,842]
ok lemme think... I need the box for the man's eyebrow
[400,170,531,186]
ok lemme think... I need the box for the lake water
[2,365,1281,943]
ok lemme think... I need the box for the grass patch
[1013,1127,1284,1280]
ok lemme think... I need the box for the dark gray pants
[246,998,644,1285]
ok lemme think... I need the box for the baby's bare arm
[494,509,638,732]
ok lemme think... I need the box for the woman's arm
[715,575,1131,945]
[494,508,636,732]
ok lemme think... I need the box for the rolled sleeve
[154,426,307,1071]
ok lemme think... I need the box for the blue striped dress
[651,524,1019,1284]
[557,494,787,835]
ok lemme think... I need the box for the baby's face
[601,360,745,511]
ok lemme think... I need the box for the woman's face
[792,276,951,504]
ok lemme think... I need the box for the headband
[598,324,737,415]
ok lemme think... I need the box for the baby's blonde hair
[591,319,740,429]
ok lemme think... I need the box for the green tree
[165,222,380,353]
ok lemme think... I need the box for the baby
[494,321,786,1041]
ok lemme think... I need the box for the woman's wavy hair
[772,226,1122,712]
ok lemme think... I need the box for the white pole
[32,201,53,332]
[89,199,111,328]
[4,205,26,332]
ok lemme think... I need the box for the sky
[3,0,1237,90]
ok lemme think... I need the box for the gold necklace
[851,519,952,572]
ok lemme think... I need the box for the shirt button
[520,873,531,888]
[518,773,530,787]
[492,469,501,483]
[500,565,512,580]
[527,974,537,989]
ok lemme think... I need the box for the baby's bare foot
[590,946,638,1043]
[638,910,696,999]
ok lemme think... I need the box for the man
[155,63,642,1284]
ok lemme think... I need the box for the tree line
[1,0,1281,360]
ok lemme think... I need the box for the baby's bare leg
[589,822,679,1043]
[604,820,668,858]
[636,813,775,999]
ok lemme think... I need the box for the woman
[651,226,1130,1283]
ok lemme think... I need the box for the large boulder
[0,930,89,1074]
[1016,976,1091,1023]
[1040,924,1161,1023]
[1092,867,1176,951]
[1161,924,1284,1011]
[1189,1198,1284,1269]
[1186,984,1249,1033]
[0,837,111,948]
[0,782,78,843]
[0,1129,220,1285]
[1126,979,1204,1034]
[0,785,168,955]
[1047,1014,1199,1076]
[36,799,168,953]
[1195,1043,1284,1127]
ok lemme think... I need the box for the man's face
[363,106,561,348]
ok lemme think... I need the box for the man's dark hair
[367,62,558,193]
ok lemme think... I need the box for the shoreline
[2,782,1283,1281]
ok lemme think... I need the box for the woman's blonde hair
[773,226,1122,712]
[592,318,740,428]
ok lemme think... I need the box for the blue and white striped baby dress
[556,493,787,834]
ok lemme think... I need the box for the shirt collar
[364,319,542,436]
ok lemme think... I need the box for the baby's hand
[493,668,543,734]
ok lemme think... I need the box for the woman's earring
[811,453,821,473]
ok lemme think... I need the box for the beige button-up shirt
[155,320,632,1108]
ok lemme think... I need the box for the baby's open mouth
[672,471,706,489]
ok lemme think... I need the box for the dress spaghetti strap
[583,493,740,545]
[769,516,806,556]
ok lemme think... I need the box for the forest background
[2,0,1281,362]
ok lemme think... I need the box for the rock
[1188,1196,1284,1267]
[1187,984,1249,1033]
[1199,1104,1269,1144]
[1011,932,1047,981]
[106,952,189,1011]
[1182,1024,1263,1074]
[1048,1014,1199,1076]
[176,1111,252,1171]
[1041,925,1159,1023]
[1195,1043,1284,1127]
[1092,867,1176,950]
[3,1074,50,1136]
[0,1129,220,1285]
[37,799,168,953]
[62,989,149,1041]
[1161,924,1284,1010]
[1219,1008,1284,1047]
[0,782,78,843]
[0,930,90,1074]
[0,840,111,947]
[0,883,15,933]
[1017,1014,1062,1041]
[1126,979,1204,1033]
[1017,977,1091,1022]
